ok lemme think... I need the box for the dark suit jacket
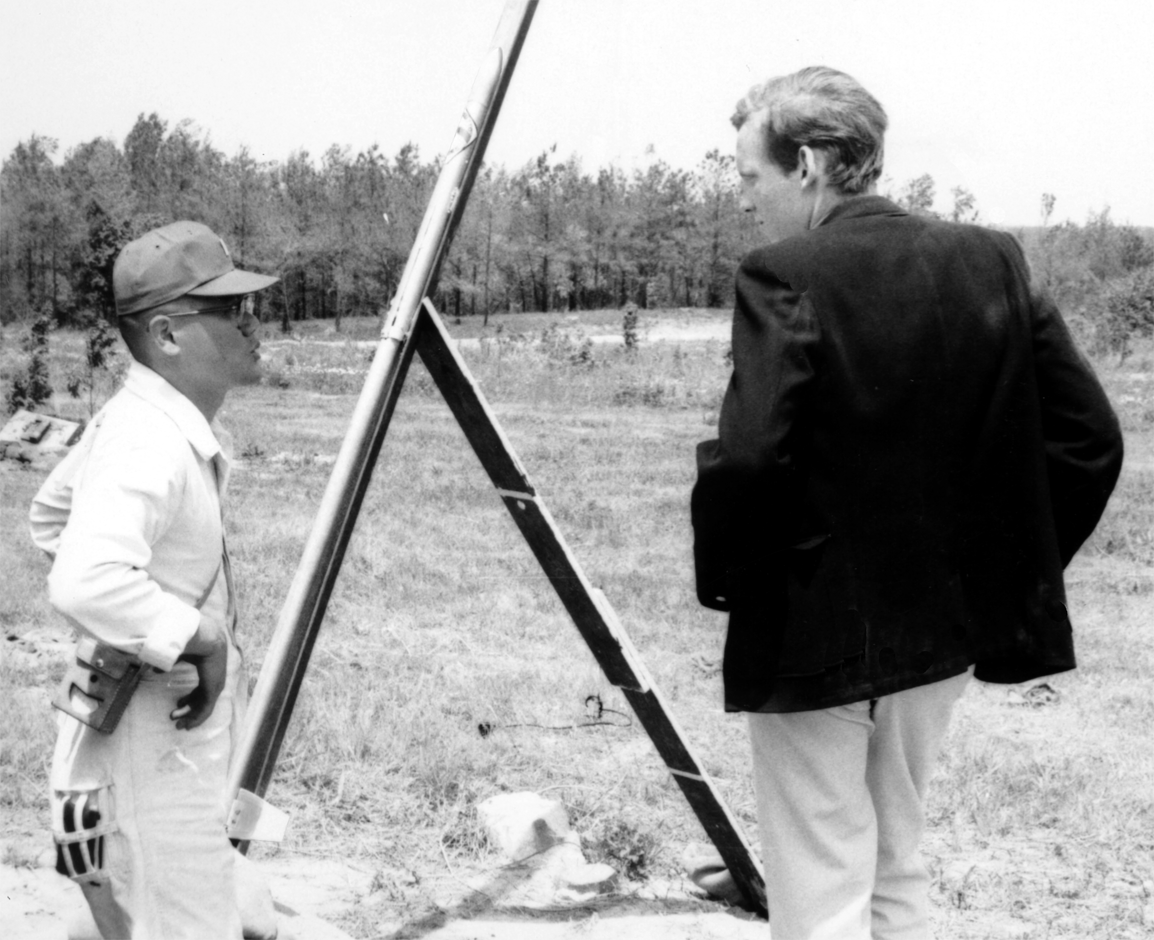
[692,196,1123,713]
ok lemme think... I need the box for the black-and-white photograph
[1,2,1151,938]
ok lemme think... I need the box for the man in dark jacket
[692,66,1122,939]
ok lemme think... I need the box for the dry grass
[2,313,1152,938]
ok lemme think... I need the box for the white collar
[122,360,224,463]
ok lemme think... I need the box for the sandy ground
[0,830,764,940]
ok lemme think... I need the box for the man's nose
[237,310,260,336]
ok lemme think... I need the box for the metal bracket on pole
[228,0,766,915]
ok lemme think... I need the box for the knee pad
[53,788,118,885]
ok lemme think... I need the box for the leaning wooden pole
[228,0,539,821]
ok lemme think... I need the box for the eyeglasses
[167,295,258,325]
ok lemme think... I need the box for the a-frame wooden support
[413,298,765,910]
[228,0,765,915]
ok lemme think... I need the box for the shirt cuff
[138,608,202,672]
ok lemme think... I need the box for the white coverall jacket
[30,360,249,939]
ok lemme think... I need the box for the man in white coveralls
[30,220,278,939]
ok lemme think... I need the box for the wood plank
[499,494,646,690]
[415,301,767,914]
[416,305,641,690]
[622,685,766,913]
[414,301,535,496]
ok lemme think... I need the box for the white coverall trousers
[59,646,246,940]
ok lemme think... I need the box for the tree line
[0,114,756,328]
[2,113,1151,340]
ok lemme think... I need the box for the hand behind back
[172,631,229,730]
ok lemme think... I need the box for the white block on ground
[477,792,570,862]
[473,792,629,908]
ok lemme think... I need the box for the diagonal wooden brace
[413,299,766,914]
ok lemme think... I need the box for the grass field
[2,309,1152,938]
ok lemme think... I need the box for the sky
[2,0,1152,227]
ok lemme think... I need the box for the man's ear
[145,315,181,357]
[796,145,825,189]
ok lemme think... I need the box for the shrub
[622,303,639,352]
[65,311,119,417]
[583,818,660,881]
[539,322,595,366]
[1094,269,1154,363]
[6,305,53,414]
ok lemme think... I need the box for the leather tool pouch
[52,637,145,735]
[51,561,222,735]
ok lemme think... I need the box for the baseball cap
[113,221,279,317]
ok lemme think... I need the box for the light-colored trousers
[748,668,972,940]
[63,646,247,940]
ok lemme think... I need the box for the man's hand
[172,631,229,730]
